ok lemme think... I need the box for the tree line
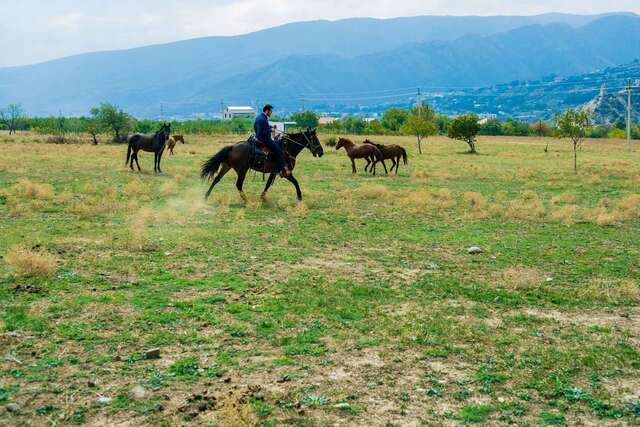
[2,102,638,147]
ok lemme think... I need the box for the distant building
[319,116,337,125]
[270,121,297,133]
[223,106,255,120]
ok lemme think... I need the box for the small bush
[551,205,578,225]
[5,246,58,277]
[3,179,54,200]
[356,184,390,200]
[325,137,337,147]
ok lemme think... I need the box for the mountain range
[1,12,639,118]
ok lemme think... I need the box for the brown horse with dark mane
[363,139,408,175]
[335,137,387,175]
[167,135,185,155]
[201,129,324,201]
[126,123,171,173]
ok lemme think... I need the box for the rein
[275,129,318,154]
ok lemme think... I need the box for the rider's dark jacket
[254,112,273,144]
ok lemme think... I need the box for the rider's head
[263,104,273,117]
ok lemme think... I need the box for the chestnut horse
[363,139,408,175]
[167,135,185,155]
[335,137,387,175]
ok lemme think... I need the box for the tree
[502,118,531,136]
[90,103,134,143]
[365,119,385,135]
[381,108,409,133]
[343,116,366,135]
[0,104,24,135]
[531,120,551,137]
[401,103,438,154]
[479,118,503,136]
[85,118,104,144]
[447,114,480,154]
[555,109,591,173]
[291,111,319,129]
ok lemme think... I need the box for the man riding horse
[254,104,291,177]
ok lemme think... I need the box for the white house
[270,121,297,133]
[223,106,255,120]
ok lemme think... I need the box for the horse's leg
[370,156,376,176]
[285,175,303,201]
[364,157,371,173]
[261,173,277,200]
[134,150,142,172]
[391,158,397,174]
[236,168,249,202]
[351,158,357,174]
[205,164,231,199]
[157,149,165,173]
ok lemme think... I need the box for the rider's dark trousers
[263,139,286,173]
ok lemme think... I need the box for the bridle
[275,129,320,154]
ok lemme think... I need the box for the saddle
[247,135,287,171]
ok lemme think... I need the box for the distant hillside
[0,12,637,117]
[212,16,640,113]
[581,83,640,124]
[420,62,640,121]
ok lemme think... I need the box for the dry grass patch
[395,188,456,213]
[123,179,149,196]
[463,191,490,219]
[2,178,54,200]
[551,205,578,225]
[551,193,578,206]
[160,180,179,195]
[125,207,155,250]
[578,278,640,304]
[4,245,59,277]
[496,266,547,291]
[356,184,390,200]
[504,191,545,220]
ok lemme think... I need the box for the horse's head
[158,122,171,141]
[336,137,348,151]
[304,128,323,158]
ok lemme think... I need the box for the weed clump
[356,184,390,200]
[2,179,54,200]
[5,246,58,277]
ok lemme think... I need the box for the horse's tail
[401,148,408,165]
[374,147,385,162]
[201,146,232,180]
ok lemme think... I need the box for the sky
[1,0,639,68]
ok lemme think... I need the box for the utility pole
[301,96,305,112]
[160,103,164,120]
[626,79,633,151]
[417,88,422,112]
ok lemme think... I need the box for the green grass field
[1,132,640,426]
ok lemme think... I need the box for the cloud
[1,0,639,67]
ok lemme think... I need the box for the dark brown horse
[167,134,185,155]
[335,137,387,175]
[126,123,171,173]
[363,139,408,174]
[201,129,324,201]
